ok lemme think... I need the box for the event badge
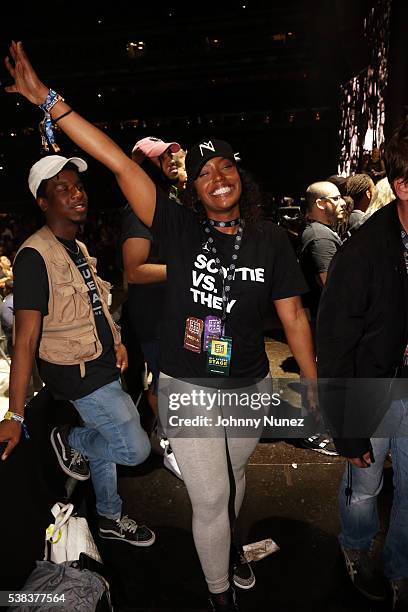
[206,336,233,376]
[183,317,204,353]
[203,315,225,351]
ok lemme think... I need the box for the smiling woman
[182,146,264,226]
[4,41,316,612]
[194,156,242,219]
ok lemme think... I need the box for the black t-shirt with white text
[152,192,308,379]
[13,239,118,400]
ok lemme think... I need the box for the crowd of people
[0,40,408,612]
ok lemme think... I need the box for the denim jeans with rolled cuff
[69,379,151,519]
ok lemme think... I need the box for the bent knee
[116,432,151,466]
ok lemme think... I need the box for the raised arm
[4,41,156,226]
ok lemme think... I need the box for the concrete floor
[106,439,393,612]
[97,334,394,612]
[0,321,394,611]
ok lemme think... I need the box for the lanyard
[201,219,245,321]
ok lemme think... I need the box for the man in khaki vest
[0,155,155,547]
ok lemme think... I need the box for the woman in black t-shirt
[8,43,316,612]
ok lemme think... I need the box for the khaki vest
[16,225,121,376]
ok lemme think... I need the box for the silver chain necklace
[62,241,80,256]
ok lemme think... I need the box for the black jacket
[316,201,408,457]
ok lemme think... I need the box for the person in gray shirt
[299,181,345,320]
[298,181,345,456]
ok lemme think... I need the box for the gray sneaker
[341,546,387,601]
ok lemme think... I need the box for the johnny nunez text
[167,415,305,427]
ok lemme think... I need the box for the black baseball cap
[185,138,237,181]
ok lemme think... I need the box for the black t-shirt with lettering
[13,238,118,400]
[152,192,308,379]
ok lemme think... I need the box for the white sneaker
[160,438,183,480]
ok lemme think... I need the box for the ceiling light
[127,41,146,59]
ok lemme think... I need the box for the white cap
[28,155,88,198]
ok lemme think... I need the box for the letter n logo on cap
[199,141,215,156]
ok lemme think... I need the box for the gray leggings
[168,435,259,594]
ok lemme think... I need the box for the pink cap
[131,136,180,162]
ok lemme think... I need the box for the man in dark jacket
[317,120,408,610]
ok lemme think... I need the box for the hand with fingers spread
[4,40,162,228]
[4,40,49,104]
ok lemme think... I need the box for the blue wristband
[39,89,64,113]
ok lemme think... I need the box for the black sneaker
[231,545,256,590]
[98,514,155,547]
[50,425,90,481]
[392,578,408,611]
[301,435,339,456]
[209,587,240,611]
[341,546,387,601]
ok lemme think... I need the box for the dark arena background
[1,2,408,612]
[1,0,404,214]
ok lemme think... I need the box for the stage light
[127,41,146,59]
[206,37,222,48]
[272,33,286,42]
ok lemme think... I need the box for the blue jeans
[68,379,151,519]
[339,398,408,580]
